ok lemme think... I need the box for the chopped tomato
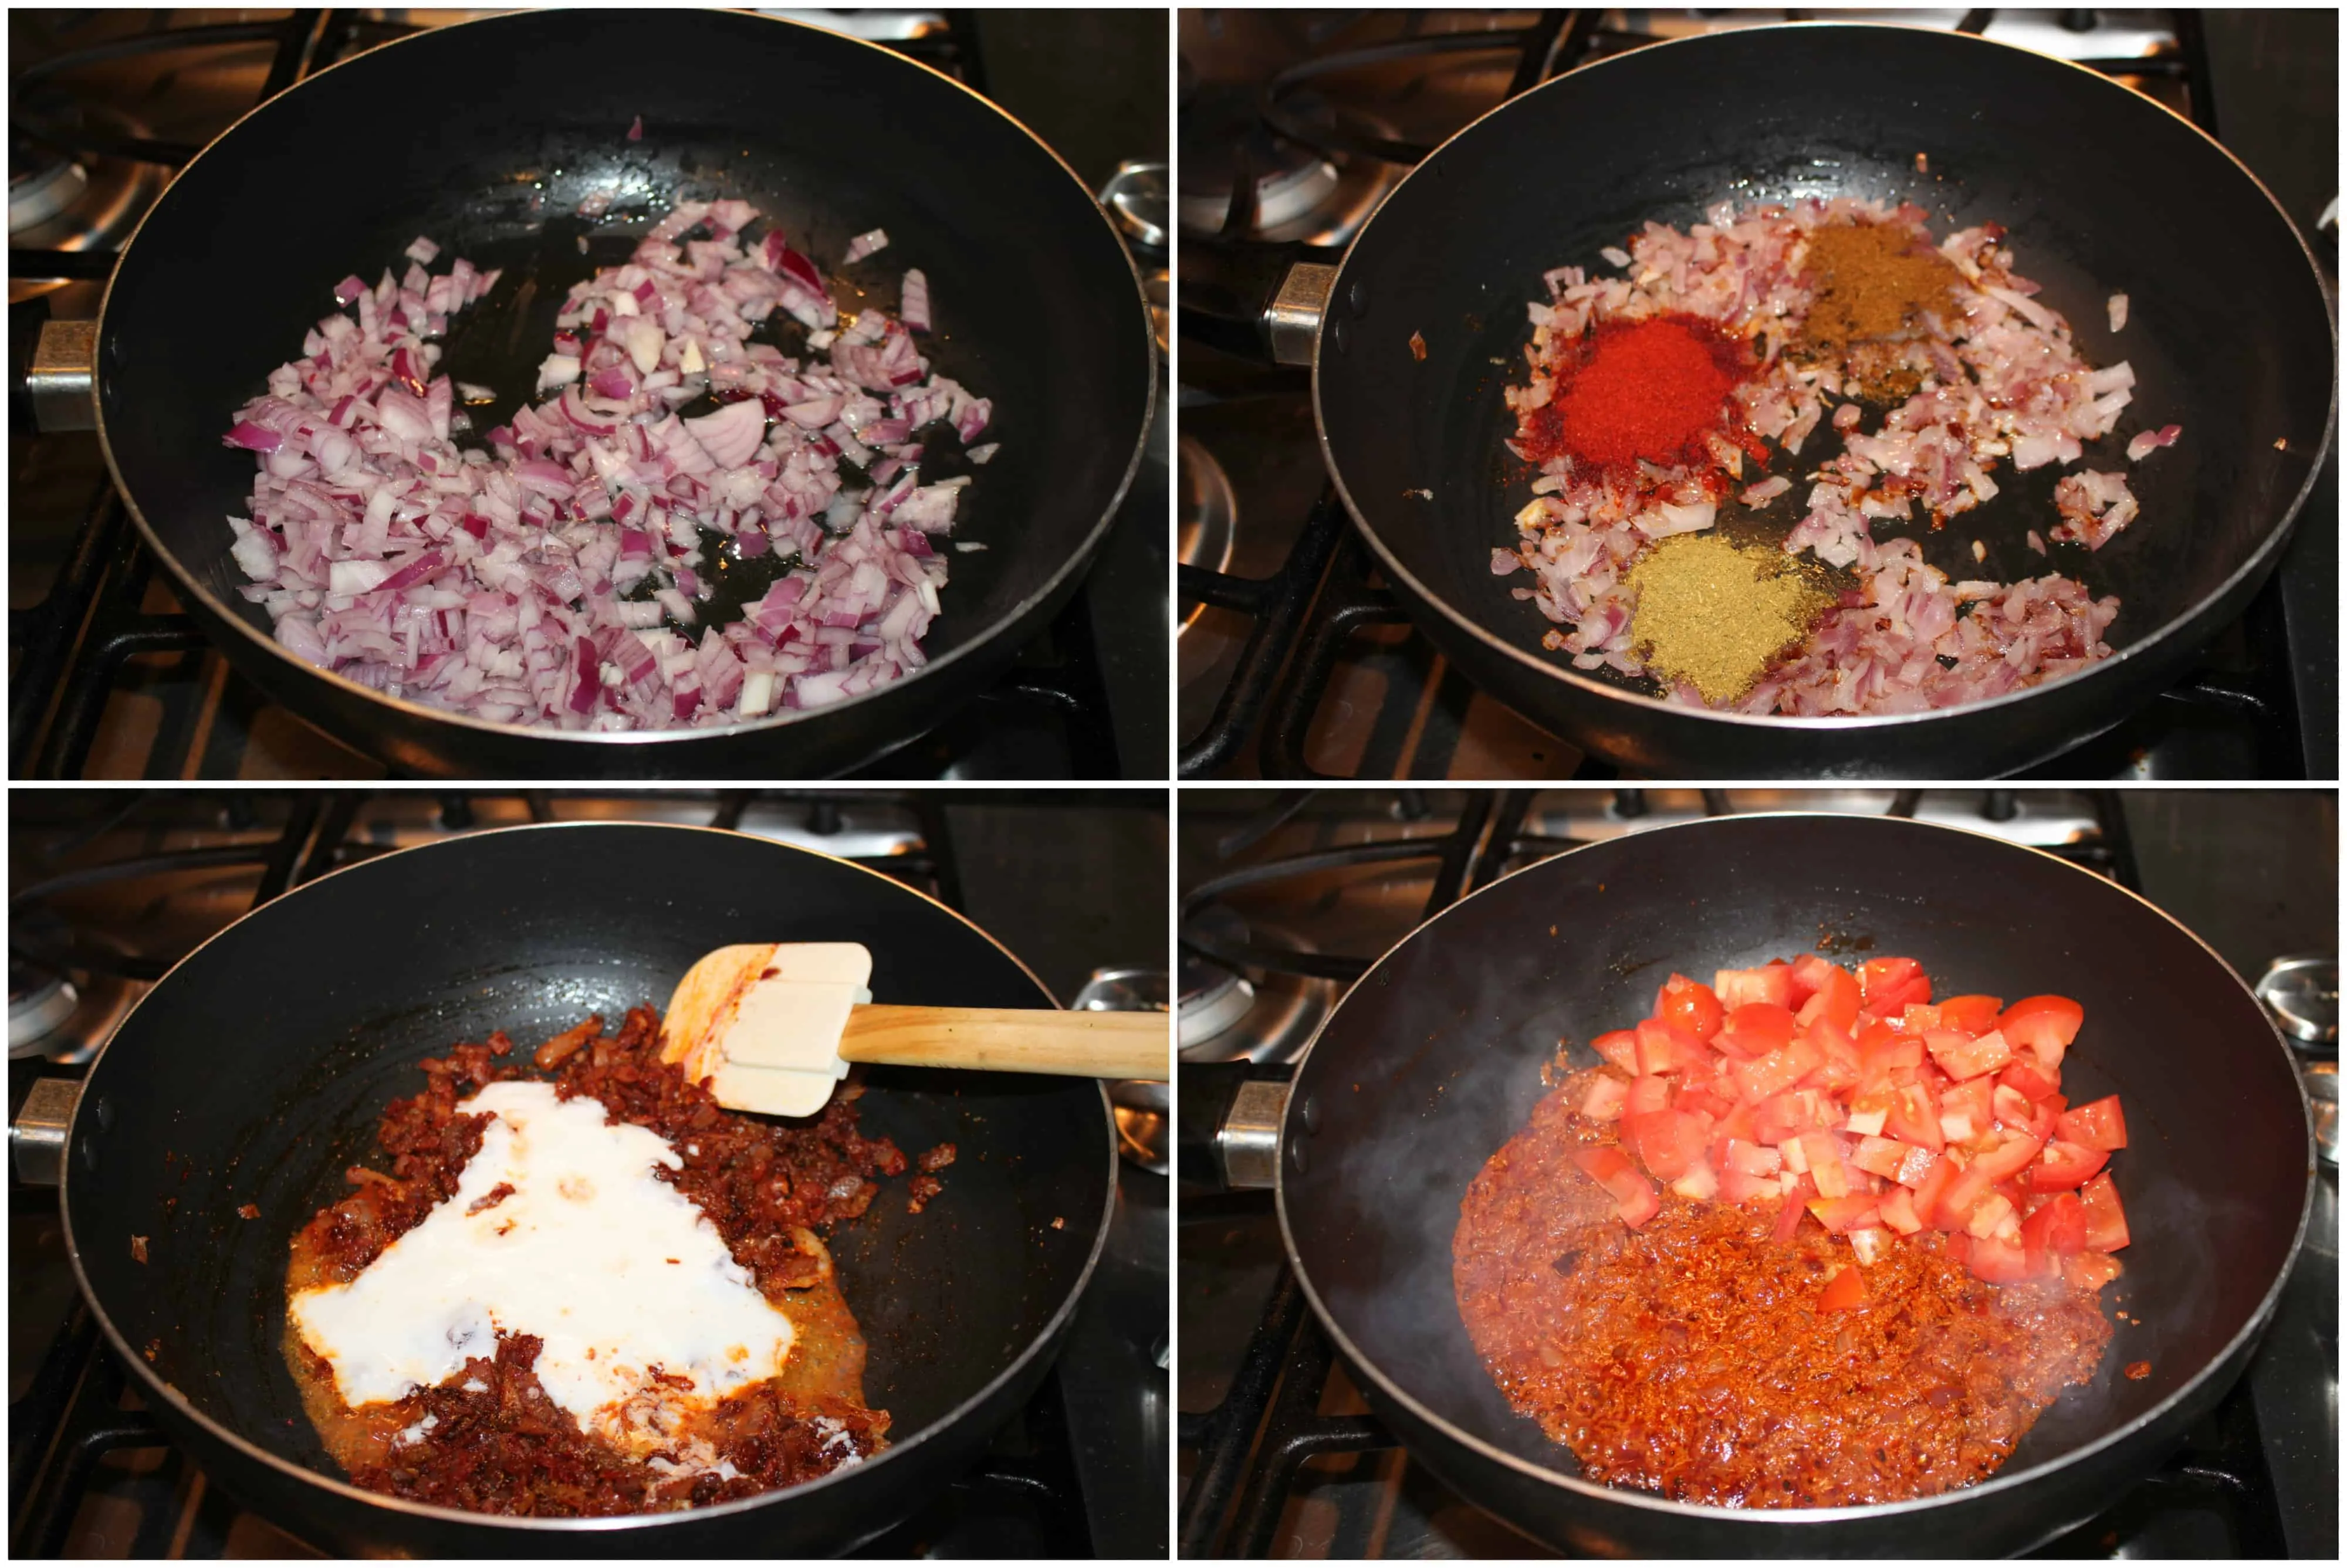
[2079,1172,2129,1251]
[1884,1084,1946,1153]
[1859,1025,1924,1076]
[1571,1146,1661,1229]
[1591,1028,1641,1073]
[1624,1109,1708,1181]
[1926,1027,2014,1082]
[1794,963,1863,1031]
[2021,1191,2089,1256]
[1580,1075,1629,1122]
[1910,1155,1962,1232]
[2030,1139,2109,1193]
[1859,956,1932,1012]
[2057,1095,2128,1151]
[1848,1135,1911,1181]
[1817,1264,1868,1312]
[1716,1003,1798,1057]
[1896,1003,1943,1035]
[1786,953,1835,1003]
[1730,1031,1824,1105]
[1937,1077,1996,1145]
[1749,1092,1810,1146]
[1655,973,1726,1042]
[1999,995,2085,1065]
[1998,1056,2062,1102]
[1936,994,2005,1034]
[1891,1141,1939,1189]
[1773,1173,1815,1244]
[1966,1234,2033,1283]
[1719,1167,1778,1205]
[1669,1157,1720,1201]
[1721,1137,1781,1176]
[1878,1186,1923,1234]
[1714,964,1794,1010]
[1807,1193,1883,1235]
[2063,1251,2124,1291]
[1672,1082,1737,1122]
[1634,1017,1702,1076]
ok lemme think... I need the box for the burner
[1176,80,1400,245]
[1178,435,1237,637]
[8,963,79,1056]
[1177,908,1337,1065]
[8,98,164,303]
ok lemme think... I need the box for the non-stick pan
[1203,23,2334,778]
[54,822,1117,1555]
[1274,814,2314,1555]
[81,9,1155,778]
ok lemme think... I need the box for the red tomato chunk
[1563,954,2126,1293]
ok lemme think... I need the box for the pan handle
[1179,239,1337,368]
[23,319,97,434]
[1176,1060,1292,1190]
[11,1074,80,1187]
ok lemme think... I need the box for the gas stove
[1176,786,2337,1557]
[9,9,1169,780]
[8,787,1169,1558]
[1176,9,2338,780]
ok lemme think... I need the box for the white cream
[289,1081,790,1456]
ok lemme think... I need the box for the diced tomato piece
[1859,1024,1924,1075]
[1624,1109,1707,1181]
[1991,1082,2035,1129]
[1963,1191,2017,1239]
[1891,1141,1939,1189]
[2030,1139,2109,1193]
[1631,1018,1696,1076]
[1750,1092,1808,1146]
[1878,1186,1923,1234]
[1722,1138,1781,1176]
[1716,1003,1797,1058]
[1773,1173,1816,1244]
[1857,956,1922,1004]
[1898,1003,1944,1035]
[2078,1173,2129,1252]
[2020,1191,2089,1256]
[1786,953,1835,1003]
[1719,1166,1778,1205]
[1807,1193,1883,1234]
[1572,1146,1661,1229]
[1938,1134,2042,1230]
[1926,1027,2014,1082]
[1998,1056,2062,1102]
[1937,1078,1996,1144]
[1968,1130,2047,1183]
[1936,994,2004,1035]
[1841,1094,1890,1138]
[1624,1075,1672,1116]
[1966,1233,2033,1283]
[1848,1135,1910,1181]
[1579,1075,1629,1122]
[2057,1095,2128,1151]
[1669,1157,1719,1201]
[1793,963,1862,1032]
[1817,1264,1868,1312]
[1592,1028,1641,1073]
[1884,1084,1946,1153]
[1847,1226,1891,1266]
[2062,1251,2124,1292]
[1909,1154,1961,1230]
[1715,965,1795,1010]
[1671,1082,1736,1122]
[2000,995,2084,1065]
[1730,1029,1825,1105]
[1655,973,1726,1042]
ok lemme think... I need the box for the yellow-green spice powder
[1626,533,1829,706]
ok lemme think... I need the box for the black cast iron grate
[1175,786,2289,1557]
[7,11,1123,781]
[1175,9,2313,781]
[5,788,1106,1558]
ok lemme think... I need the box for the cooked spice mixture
[1625,533,1831,706]
[285,1006,953,1517]
[1453,1072,2112,1508]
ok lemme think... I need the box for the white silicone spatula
[660,942,1168,1117]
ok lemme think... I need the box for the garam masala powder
[1794,222,1965,401]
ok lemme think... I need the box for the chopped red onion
[626,113,645,142]
[843,228,890,263]
[221,208,990,731]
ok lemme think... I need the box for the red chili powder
[1521,314,1751,475]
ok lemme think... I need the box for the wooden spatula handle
[837,1006,1167,1079]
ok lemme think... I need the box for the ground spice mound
[1519,314,1751,473]
[1453,1076,2112,1509]
[1626,533,1829,705]
[1795,221,1964,400]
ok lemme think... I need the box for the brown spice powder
[1627,533,1828,706]
[1795,222,1963,401]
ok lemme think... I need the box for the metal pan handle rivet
[1348,279,1370,316]
[1299,1093,1320,1133]
[1288,1137,1308,1176]
[1330,317,1351,357]
[79,1133,100,1175]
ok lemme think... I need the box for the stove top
[1176,786,2338,1558]
[8,787,1169,1558]
[1176,9,2339,780]
[9,9,1169,780]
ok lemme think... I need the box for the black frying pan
[1276,814,2314,1555]
[93,9,1155,778]
[1296,23,2334,777]
[58,823,1117,1555]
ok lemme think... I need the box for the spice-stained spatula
[660,942,1168,1117]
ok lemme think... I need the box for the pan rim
[1310,19,2339,740]
[91,6,1159,756]
[1272,810,2317,1530]
[59,819,1121,1537]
